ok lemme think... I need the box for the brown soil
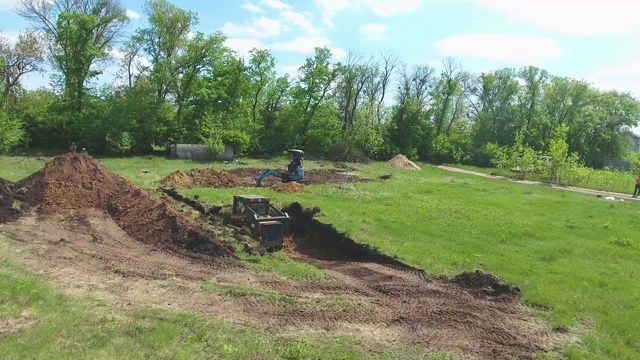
[161,168,246,188]
[161,167,370,188]
[0,178,22,223]
[1,153,235,262]
[271,182,305,193]
[387,154,421,170]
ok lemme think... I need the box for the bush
[222,130,250,155]
[0,111,25,153]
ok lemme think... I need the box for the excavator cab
[255,149,309,186]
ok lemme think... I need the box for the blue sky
[1,0,640,99]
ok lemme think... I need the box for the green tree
[0,30,45,105]
[133,0,197,102]
[471,69,520,146]
[293,46,339,135]
[17,0,129,112]
[246,48,276,127]
[387,98,433,159]
[432,58,465,136]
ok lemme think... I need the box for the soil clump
[271,182,305,193]
[453,269,522,302]
[2,153,234,261]
[386,154,421,170]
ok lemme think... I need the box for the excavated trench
[160,188,524,303]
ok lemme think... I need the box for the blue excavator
[255,149,310,187]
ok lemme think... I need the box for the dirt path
[434,165,637,200]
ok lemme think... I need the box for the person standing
[70,142,77,153]
[633,176,640,198]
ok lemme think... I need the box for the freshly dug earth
[271,182,305,193]
[161,168,246,188]
[0,179,22,223]
[387,154,421,170]
[161,167,369,188]
[1,153,234,262]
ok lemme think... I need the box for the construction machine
[255,149,309,187]
[223,195,290,249]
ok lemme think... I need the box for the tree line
[1,0,639,168]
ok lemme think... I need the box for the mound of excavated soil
[6,153,234,261]
[271,182,305,193]
[162,168,245,188]
[453,270,522,302]
[160,167,372,188]
[0,179,22,223]
[386,154,421,170]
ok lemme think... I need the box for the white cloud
[125,9,141,19]
[330,47,347,60]
[261,0,292,10]
[242,3,264,13]
[272,36,331,53]
[315,0,421,26]
[0,0,19,11]
[281,64,302,75]
[220,16,282,39]
[436,34,563,65]
[470,0,640,36]
[315,0,350,27]
[359,23,389,42]
[280,10,318,34]
[225,38,265,57]
[360,0,422,16]
[0,30,21,44]
[588,61,640,97]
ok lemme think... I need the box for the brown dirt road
[434,164,637,200]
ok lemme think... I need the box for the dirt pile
[0,179,22,223]
[271,182,305,193]
[160,167,373,189]
[10,153,234,260]
[453,270,522,302]
[386,154,421,170]
[162,168,246,188]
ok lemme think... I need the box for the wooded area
[1,0,639,167]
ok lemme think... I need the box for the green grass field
[1,155,639,359]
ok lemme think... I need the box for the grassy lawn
[451,163,636,194]
[2,156,640,359]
